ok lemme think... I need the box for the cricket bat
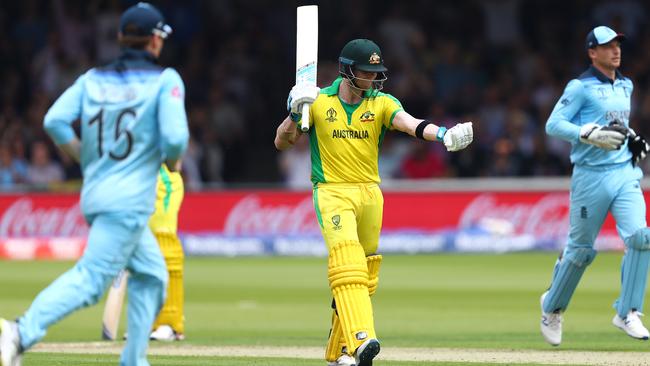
[296,5,318,132]
[101,270,128,341]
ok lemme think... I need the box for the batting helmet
[339,39,388,73]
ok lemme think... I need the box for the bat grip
[300,104,310,132]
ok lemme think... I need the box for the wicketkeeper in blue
[0,3,189,365]
[540,26,650,346]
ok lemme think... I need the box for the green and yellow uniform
[310,76,402,254]
[308,76,402,185]
[307,76,402,361]
[149,164,185,336]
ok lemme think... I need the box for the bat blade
[101,270,128,341]
[296,5,318,132]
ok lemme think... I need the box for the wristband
[436,126,448,142]
[415,120,432,140]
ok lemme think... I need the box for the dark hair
[118,24,152,50]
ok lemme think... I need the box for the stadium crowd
[2,0,650,190]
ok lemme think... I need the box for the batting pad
[326,253,383,360]
[544,245,596,313]
[153,231,185,334]
[325,310,346,361]
[616,228,650,316]
[328,241,375,353]
[366,255,382,296]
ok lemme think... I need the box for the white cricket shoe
[327,354,355,366]
[0,319,22,366]
[150,325,184,341]
[354,338,380,366]
[540,292,562,346]
[613,310,650,340]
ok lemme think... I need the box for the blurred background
[1,0,649,258]
[0,3,646,357]
[3,0,650,192]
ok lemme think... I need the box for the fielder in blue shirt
[540,26,650,347]
[0,3,189,366]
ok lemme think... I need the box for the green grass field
[1,252,647,365]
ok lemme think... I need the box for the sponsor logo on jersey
[332,215,342,230]
[326,107,337,122]
[332,130,370,139]
[359,110,375,122]
[605,110,630,122]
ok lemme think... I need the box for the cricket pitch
[32,342,650,365]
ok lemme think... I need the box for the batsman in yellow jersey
[275,39,474,366]
[101,163,185,342]
[148,162,185,341]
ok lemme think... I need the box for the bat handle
[300,103,310,132]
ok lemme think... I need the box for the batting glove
[443,122,473,152]
[579,122,627,150]
[628,128,650,166]
[287,84,320,115]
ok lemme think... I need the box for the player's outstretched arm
[392,110,473,151]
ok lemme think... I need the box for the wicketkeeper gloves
[580,120,650,166]
[628,128,650,166]
[579,122,627,150]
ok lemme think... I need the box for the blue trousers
[17,212,168,366]
[543,162,649,317]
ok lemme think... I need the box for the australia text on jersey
[332,130,370,139]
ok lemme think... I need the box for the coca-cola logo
[0,198,88,237]
[224,195,320,235]
[459,194,571,238]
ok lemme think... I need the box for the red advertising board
[178,191,587,240]
[0,190,638,259]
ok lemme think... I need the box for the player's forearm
[158,69,190,161]
[161,129,189,161]
[546,117,581,143]
[393,111,442,141]
[165,159,182,172]
[43,114,77,146]
[408,123,440,141]
[165,160,182,172]
[58,138,81,163]
[275,117,300,150]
